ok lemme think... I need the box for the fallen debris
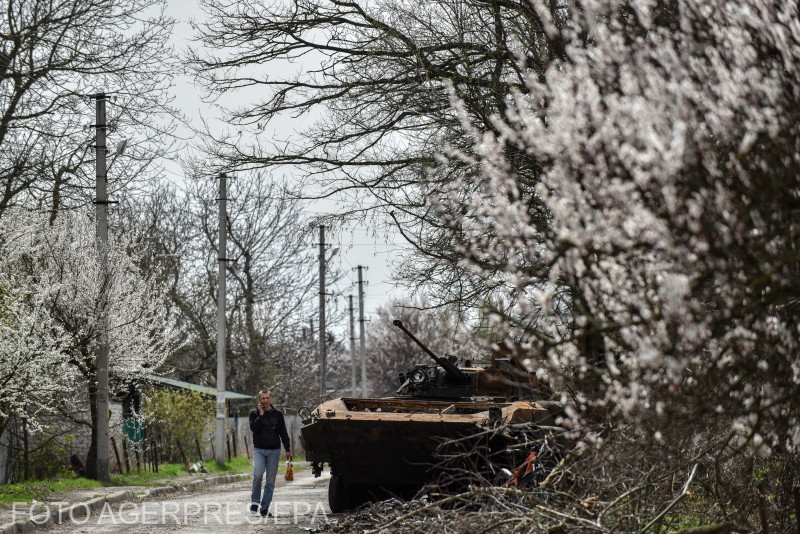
[188,461,208,473]
[312,490,537,534]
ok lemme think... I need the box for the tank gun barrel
[392,320,468,383]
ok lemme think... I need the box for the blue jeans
[251,448,281,511]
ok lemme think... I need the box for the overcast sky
[160,0,408,336]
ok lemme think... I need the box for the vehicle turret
[392,320,468,383]
[392,320,545,401]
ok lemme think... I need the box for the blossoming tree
[0,209,176,478]
[0,273,72,439]
[433,0,799,528]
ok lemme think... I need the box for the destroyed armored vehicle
[300,320,562,512]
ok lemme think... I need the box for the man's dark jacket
[249,405,291,451]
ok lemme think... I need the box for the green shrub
[142,388,214,463]
[27,432,75,480]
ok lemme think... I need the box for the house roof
[142,375,253,400]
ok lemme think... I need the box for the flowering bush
[0,272,72,434]
[438,0,800,452]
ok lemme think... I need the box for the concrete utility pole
[215,173,227,465]
[349,294,356,397]
[357,266,368,397]
[318,225,326,402]
[94,93,110,481]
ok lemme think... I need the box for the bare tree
[191,174,322,395]
[137,175,325,408]
[187,0,569,316]
[0,0,178,216]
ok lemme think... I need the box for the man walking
[249,390,292,518]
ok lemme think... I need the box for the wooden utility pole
[357,266,367,397]
[349,294,356,396]
[215,173,227,465]
[94,92,110,481]
[318,225,326,402]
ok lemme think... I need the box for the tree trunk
[22,418,29,481]
[85,378,99,479]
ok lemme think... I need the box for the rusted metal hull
[303,417,475,485]
[301,397,557,487]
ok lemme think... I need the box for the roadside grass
[0,455,305,505]
[0,477,99,504]
[204,456,253,475]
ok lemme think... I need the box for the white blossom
[0,208,177,430]
[435,0,800,449]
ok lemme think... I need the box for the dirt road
[37,470,334,534]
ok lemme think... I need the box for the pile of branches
[316,488,752,534]
[315,491,556,534]
[318,420,799,534]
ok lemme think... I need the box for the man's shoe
[249,504,259,514]
[260,509,272,518]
